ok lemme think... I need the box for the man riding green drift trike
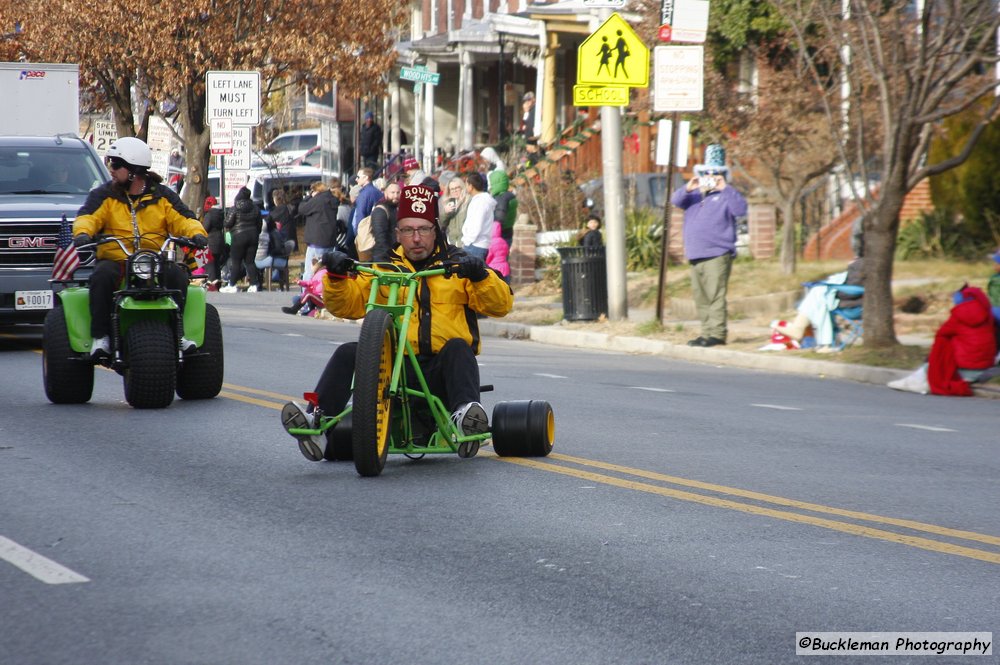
[282,183,515,463]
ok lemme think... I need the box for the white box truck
[0,62,106,325]
[0,62,80,135]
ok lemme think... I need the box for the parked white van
[253,129,320,168]
[194,165,324,213]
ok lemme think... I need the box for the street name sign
[400,66,440,86]
[205,70,261,126]
[577,13,649,88]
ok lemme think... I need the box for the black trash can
[557,246,608,321]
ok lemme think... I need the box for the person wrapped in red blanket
[888,284,996,396]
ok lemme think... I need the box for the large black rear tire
[351,309,396,477]
[176,304,224,400]
[42,308,94,404]
[492,400,555,457]
[123,320,176,409]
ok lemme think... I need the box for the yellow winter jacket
[322,252,513,356]
[73,179,206,261]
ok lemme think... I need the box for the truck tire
[176,304,224,400]
[42,308,94,404]
[123,320,176,409]
[491,400,555,457]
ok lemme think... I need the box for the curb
[479,319,1000,398]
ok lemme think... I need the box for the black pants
[89,259,189,338]
[228,230,260,287]
[206,239,229,283]
[314,338,480,417]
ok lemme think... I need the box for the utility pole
[596,7,628,321]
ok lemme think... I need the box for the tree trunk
[862,185,906,348]
[180,89,210,213]
[779,199,797,275]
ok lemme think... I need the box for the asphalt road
[2,300,998,665]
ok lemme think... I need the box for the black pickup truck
[0,135,105,325]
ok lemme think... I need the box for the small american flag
[52,214,80,281]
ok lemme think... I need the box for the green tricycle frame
[289,261,554,477]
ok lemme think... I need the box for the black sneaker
[686,336,706,347]
[281,306,297,315]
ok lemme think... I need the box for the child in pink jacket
[485,221,510,283]
[281,260,327,316]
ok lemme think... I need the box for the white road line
[0,536,90,585]
[895,423,957,433]
[751,404,803,411]
[630,386,676,393]
[534,373,567,379]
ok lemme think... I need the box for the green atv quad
[43,232,224,409]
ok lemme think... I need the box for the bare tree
[775,0,1000,346]
[1,0,407,210]
[705,44,845,274]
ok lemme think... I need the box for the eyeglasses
[396,226,436,237]
[106,157,128,170]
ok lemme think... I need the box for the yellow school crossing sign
[577,13,649,88]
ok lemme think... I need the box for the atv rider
[73,137,207,359]
[281,183,514,461]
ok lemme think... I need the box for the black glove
[452,254,489,282]
[191,234,208,249]
[321,249,354,275]
[73,234,92,248]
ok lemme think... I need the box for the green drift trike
[43,232,224,409]
[286,262,554,477]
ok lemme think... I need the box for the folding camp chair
[802,282,864,350]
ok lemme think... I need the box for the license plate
[14,290,54,310]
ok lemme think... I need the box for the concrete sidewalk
[480,296,1000,400]
[208,288,1000,399]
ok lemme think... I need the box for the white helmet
[106,136,152,169]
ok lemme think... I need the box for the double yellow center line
[233,383,1000,566]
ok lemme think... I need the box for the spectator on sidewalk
[770,257,865,349]
[299,181,341,281]
[281,259,327,317]
[579,214,603,248]
[486,221,510,284]
[439,175,469,246]
[888,284,997,396]
[670,144,747,348]
[461,172,495,261]
[359,111,383,170]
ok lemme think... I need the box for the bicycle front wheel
[352,309,396,477]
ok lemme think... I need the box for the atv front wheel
[123,320,176,409]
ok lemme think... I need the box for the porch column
[460,50,475,151]
[390,80,401,155]
[423,61,437,171]
[541,31,559,145]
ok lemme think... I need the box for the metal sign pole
[655,111,680,322]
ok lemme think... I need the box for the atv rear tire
[176,304,224,400]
